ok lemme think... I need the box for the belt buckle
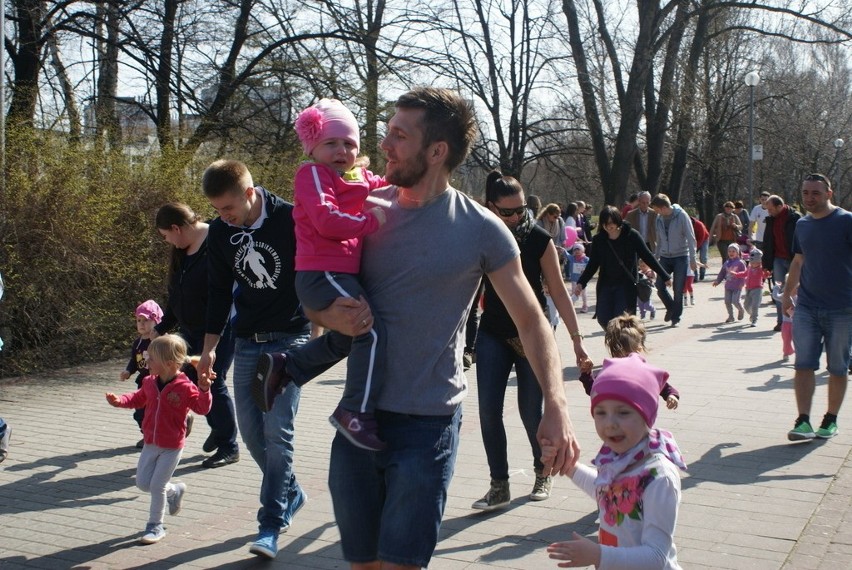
[253,332,271,343]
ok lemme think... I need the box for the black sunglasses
[493,204,527,217]
[804,173,831,188]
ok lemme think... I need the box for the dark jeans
[594,283,634,330]
[656,255,688,323]
[183,327,238,454]
[475,328,543,479]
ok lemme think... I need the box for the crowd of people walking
[3,86,849,570]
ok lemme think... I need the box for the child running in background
[106,335,212,544]
[545,353,688,569]
[683,265,695,307]
[120,300,163,448]
[637,260,657,320]
[772,282,796,361]
[579,314,679,409]
[712,243,747,323]
[732,248,771,328]
[566,244,589,313]
[255,98,388,451]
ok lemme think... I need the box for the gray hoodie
[655,204,696,262]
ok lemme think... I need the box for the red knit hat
[294,98,360,156]
[590,353,669,427]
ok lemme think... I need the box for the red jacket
[116,371,211,449]
[691,216,710,248]
[293,162,386,273]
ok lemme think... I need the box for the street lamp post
[831,138,844,189]
[744,71,760,203]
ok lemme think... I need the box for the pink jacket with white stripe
[293,162,386,273]
[116,371,211,449]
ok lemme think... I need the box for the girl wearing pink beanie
[545,353,688,569]
[255,99,389,451]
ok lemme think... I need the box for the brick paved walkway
[1,277,850,569]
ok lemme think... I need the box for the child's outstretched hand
[119,370,130,381]
[198,375,212,392]
[712,281,719,287]
[547,532,601,568]
[666,395,679,410]
[105,393,121,407]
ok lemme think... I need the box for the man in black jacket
[762,195,801,331]
[197,160,312,560]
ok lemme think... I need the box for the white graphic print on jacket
[231,230,279,289]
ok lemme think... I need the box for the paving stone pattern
[1,277,850,569]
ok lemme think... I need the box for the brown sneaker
[329,406,387,451]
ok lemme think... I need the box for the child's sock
[796,414,810,427]
[821,413,838,428]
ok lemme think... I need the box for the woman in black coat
[574,206,671,330]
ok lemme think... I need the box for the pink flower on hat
[294,107,325,155]
[294,98,360,156]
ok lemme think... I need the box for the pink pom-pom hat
[294,98,360,156]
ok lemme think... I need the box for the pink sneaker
[329,406,387,451]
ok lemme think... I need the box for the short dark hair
[734,200,744,209]
[597,205,623,233]
[202,159,254,198]
[803,173,832,190]
[395,87,477,173]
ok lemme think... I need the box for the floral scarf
[592,428,687,486]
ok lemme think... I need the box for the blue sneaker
[249,529,278,559]
[139,523,166,544]
[167,482,186,515]
[282,483,308,532]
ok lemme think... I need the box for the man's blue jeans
[773,258,792,326]
[698,241,709,280]
[233,333,308,532]
[656,255,688,322]
[475,329,543,480]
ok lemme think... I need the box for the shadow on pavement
[435,503,598,562]
[682,441,830,491]
[0,536,137,569]
[1,446,141,515]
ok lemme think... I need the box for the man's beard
[386,149,428,188]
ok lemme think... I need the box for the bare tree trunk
[668,2,714,201]
[95,0,121,148]
[645,0,689,198]
[7,0,46,131]
[562,0,611,196]
[47,33,81,142]
[155,0,179,151]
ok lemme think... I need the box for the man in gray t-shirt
[312,87,580,569]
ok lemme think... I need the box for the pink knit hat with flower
[590,353,669,427]
[135,300,163,324]
[294,99,360,156]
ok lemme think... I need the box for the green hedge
[0,130,298,378]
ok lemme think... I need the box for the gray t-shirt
[360,186,518,415]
